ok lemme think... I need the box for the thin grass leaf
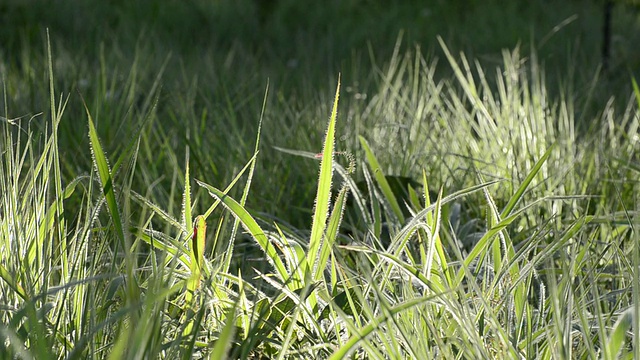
[224,82,267,275]
[363,166,383,240]
[482,182,504,264]
[633,77,640,110]
[273,223,306,284]
[197,151,258,221]
[272,146,320,159]
[46,30,70,281]
[425,188,443,281]
[130,191,185,233]
[372,246,446,294]
[183,161,193,238]
[0,265,27,300]
[457,211,520,285]
[209,301,238,360]
[131,227,189,265]
[500,144,555,219]
[358,136,405,223]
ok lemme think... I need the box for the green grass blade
[199,183,295,288]
[130,191,185,233]
[183,161,193,239]
[209,302,238,360]
[308,77,340,279]
[130,227,189,265]
[315,186,348,281]
[632,77,640,110]
[198,151,259,221]
[358,136,405,223]
[500,144,554,219]
[223,82,267,274]
[363,166,383,240]
[84,103,125,248]
[0,265,27,300]
[457,211,520,284]
[606,308,634,359]
[425,188,443,280]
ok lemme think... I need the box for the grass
[1,0,640,358]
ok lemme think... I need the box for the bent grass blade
[200,183,297,289]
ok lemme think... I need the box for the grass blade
[200,183,296,289]
[315,186,348,281]
[358,136,405,223]
[500,144,555,219]
[308,76,340,280]
[83,102,125,248]
[223,82,268,275]
[183,161,193,241]
[209,301,238,360]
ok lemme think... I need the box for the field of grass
[1,0,640,358]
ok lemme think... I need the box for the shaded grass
[0,1,639,358]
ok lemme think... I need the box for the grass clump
[1,18,639,360]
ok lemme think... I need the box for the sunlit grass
[1,6,639,358]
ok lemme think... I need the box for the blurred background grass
[1,0,639,228]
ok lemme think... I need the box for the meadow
[1,0,639,358]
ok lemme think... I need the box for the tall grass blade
[84,105,125,248]
[308,77,340,280]
[223,82,268,275]
[46,29,69,280]
[183,161,193,241]
[82,94,139,306]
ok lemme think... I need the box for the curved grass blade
[200,184,295,288]
[606,307,634,359]
[130,227,190,266]
[328,292,446,360]
[358,136,405,223]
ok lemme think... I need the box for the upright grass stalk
[46,30,69,283]
[307,76,341,283]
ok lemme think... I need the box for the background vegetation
[1,0,639,358]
